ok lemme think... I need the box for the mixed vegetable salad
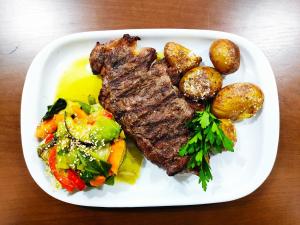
[35,97,126,192]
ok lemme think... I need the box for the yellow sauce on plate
[55,57,143,184]
[117,138,143,184]
[55,57,101,103]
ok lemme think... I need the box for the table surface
[1,0,299,224]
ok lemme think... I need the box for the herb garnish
[179,105,234,191]
[43,98,67,120]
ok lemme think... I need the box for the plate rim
[21,29,280,207]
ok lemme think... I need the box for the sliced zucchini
[65,114,121,145]
[87,144,111,162]
[89,117,121,144]
[65,116,93,145]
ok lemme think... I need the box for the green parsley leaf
[222,133,234,152]
[178,144,188,156]
[178,104,235,191]
[195,151,203,162]
[211,122,218,133]
[200,111,210,128]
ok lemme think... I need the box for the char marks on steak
[90,34,194,175]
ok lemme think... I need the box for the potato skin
[209,39,240,75]
[179,66,223,101]
[220,119,237,143]
[164,42,201,73]
[212,83,264,120]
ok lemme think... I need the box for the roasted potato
[209,39,240,75]
[179,66,223,101]
[212,83,264,120]
[164,42,201,73]
[220,119,237,143]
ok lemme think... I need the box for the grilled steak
[90,34,194,175]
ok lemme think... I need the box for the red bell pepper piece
[44,133,54,144]
[48,147,86,192]
[67,170,86,191]
[102,110,113,119]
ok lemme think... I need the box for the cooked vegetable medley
[36,98,126,192]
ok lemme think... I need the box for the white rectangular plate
[21,29,279,207]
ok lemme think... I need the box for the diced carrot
[87,119,95,125]
[72,106,87,119]
[54,114,64,123]
[87,114,97,125]
[35,117,58,139]
[90,175,106,187]
[108,139,126,175]
[73,117,80,124]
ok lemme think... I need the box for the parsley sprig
[179,105,234,191]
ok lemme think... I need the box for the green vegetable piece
[199,159,212,191]
[55,144,79,170]
[37,137,56,158]
[55,154,69,169]
[64,103,120,145]
[56,121,68,138]
[65,116,92,144]
[221,131,234,152]
[88,95,96,105]
[105,176,115,185]
[87,144,111,162]
[99,160,112,177]
[195,151,203,162]
[78,102,91,114]
[200,111,210,128]
[43,98,67,120]
[79,170,95,184]
[89,117,121,144]
[65,116,120,145]
[178,144,188,157]
[77,151,100,174]
[178,104,234,191]
[90,104,103,113]
[77,149,111,177]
